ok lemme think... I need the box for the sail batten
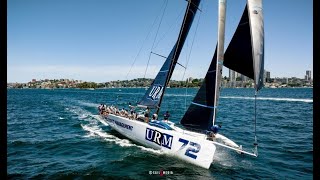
[191,102,216,109]
[137,0,201,109]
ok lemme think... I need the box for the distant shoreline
[7,86,313,90]
[7,77,313,89]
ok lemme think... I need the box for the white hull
[103,114,216,169]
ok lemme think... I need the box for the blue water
[7,88,313,179]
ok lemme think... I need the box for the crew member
[207,124,221,140]
[211,124,221,134]
[129,102,135,115]
[144,107,150,123]
[163,111,170,122]
[152,114,158,121]
[98,104,103,114]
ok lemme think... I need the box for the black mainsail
[137,0,201,109]
[180,0,227,131]
[180,47,218,130]
[181,0,264,131]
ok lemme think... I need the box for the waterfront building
[263,70,270,83]
[229,69,236,87]
[266,71,270,82]
[306,70,311,81]
[241,74,248,82]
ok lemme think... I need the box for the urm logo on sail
[145,128,173,149]
[148,85,164,100]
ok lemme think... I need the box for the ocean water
[7,88,313,179]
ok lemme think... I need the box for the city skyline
[7,0,313,83]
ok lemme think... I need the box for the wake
[68,105,162,154]
[66,106,93,120]
[81,123,162,154]
[90,115,109,126]
[220,96,313,103]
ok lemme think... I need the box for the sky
[7,0,313,83]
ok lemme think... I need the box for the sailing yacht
[101,0,264,169]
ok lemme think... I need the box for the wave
[81,124,114,138]
[67,106,91,116]
[89,115,109,126]
[220,96,313,103]
[81,124,162,154]
[76,101,99,108]
[9,135,81,146]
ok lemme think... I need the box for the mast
[181,0,263,132]
[138,0,201,110]
[156,1,193,114]
[212,0,227,125]
[180,1,223,131]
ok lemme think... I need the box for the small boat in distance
[99,0,264,169]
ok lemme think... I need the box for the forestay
[137,0,201,109]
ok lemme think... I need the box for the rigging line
[184,43,189,111]
[143,0,169,80]
[154,8,185,50]
[177,62,187,69]
[184,78,188,111]
[182,34,189,112]
[157,0,192,115]
[180,3,202,111]
[254,90,258,145]
[188,0,202,12]
[151,51,167,59]
[151,51,186,69]
[156,2,194,114]
[125,0,168,80]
